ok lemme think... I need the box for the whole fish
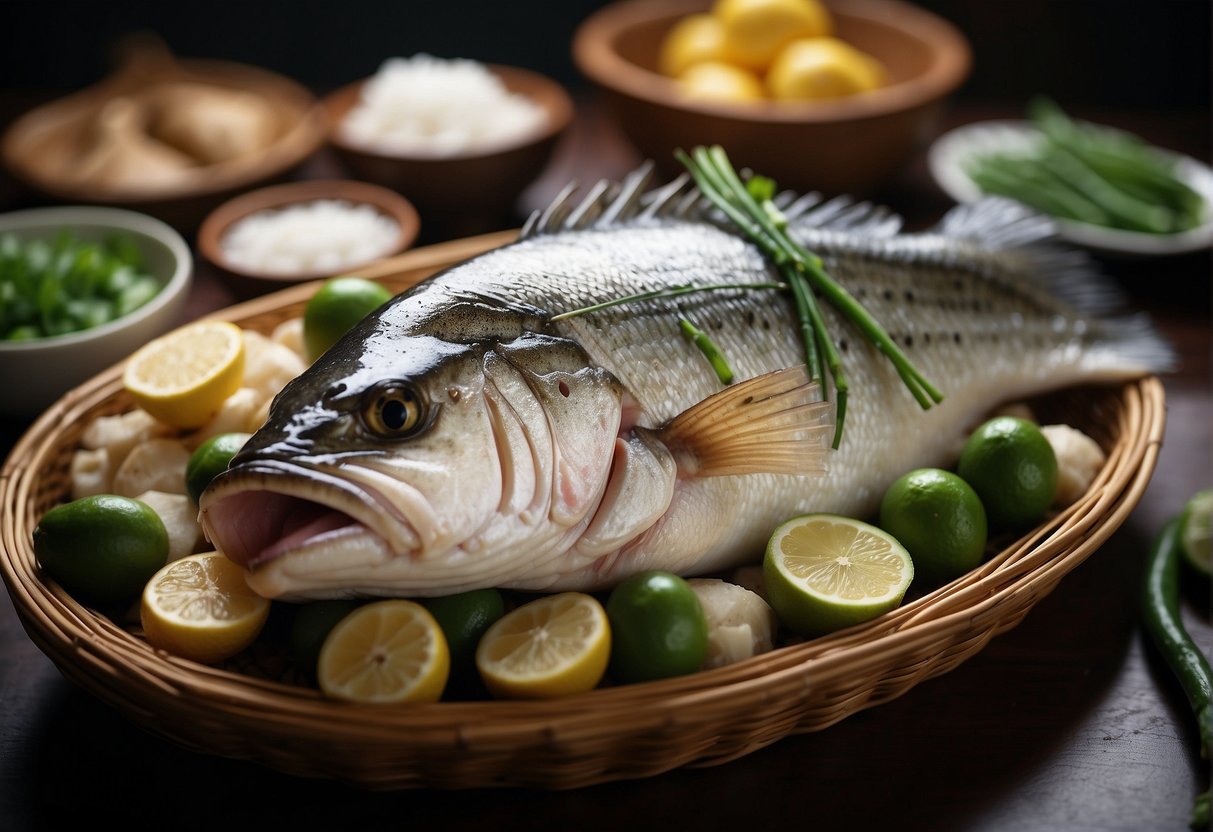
[199,166,1172,600]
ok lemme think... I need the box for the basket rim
[0,232,1167,788]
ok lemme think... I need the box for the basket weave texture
[0,231,1166,790]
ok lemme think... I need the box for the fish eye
[361,382,427,439]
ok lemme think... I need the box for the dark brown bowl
[0,46,329,231]
[197,179,420,298]
[322,64,574,230]
[573,0,972,195]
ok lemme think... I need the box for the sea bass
[199,167,1172,600]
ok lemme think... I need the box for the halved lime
[1179,488,1212,576]
[763,514,914,637]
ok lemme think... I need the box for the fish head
[199,291,624,600]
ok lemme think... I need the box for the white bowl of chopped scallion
[0,206,192,417]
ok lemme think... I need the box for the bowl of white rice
[196,179,420,297]
[322,56,574,230]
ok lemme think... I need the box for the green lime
[185,432,250,505]
[288,599,362,675]
[879,468,987,586]
[764,514,914,636]
[33,494,169,607]
[957,416,1058,529]
[303,277,393,363]
[1178,488,1212,576]
[605,570,708,683]
[420,588,506,692]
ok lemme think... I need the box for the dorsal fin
[520,161,907,240]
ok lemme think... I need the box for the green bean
[1141,515,1212,828]
[965,155,1113,225]
[964,98,1207,236]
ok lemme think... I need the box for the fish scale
[199,174,1172,599]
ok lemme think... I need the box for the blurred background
[3,1,1208,114]
[1,0,1208,238]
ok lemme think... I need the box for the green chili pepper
[1141,515,1212,829]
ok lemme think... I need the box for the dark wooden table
[1,98,1209,831]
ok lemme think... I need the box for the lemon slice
[123,320,245,429]
[763,514,914,637]
[317,600,449,704]
[140,551,270,664]
[476,592,610,699]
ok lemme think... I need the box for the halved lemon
[763,514,914,636]
[475,592,610,699]
[123,320,245,429]
[317,600,449,704]
[140,551,270,664]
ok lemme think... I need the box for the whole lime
[288,599,362,675]
[879,468,987,587]
[605,570,708,683]
[420,588,507,693]
[303,277,393,363]
[33,494,169,607]
[957,416,1058,529]
[186,432,250,505]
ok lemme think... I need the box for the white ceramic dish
[928,120,1213,256]
[0,206,193,418]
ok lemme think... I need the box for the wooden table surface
[1,98,1209,832]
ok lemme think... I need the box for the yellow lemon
[123,320,245,429]
[767,37,887,100]
[679,61,765,104]
[475,592,610,699]
[140,551,270,664]
[714,0,832,72]
[659,13,731,77]
[317,600,450,704]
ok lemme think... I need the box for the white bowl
[0,206,193,418]
[928,120,1213,256]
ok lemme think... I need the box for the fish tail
[937,197,1177,374]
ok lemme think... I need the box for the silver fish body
[199,174,1171,600]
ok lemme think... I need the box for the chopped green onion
[677,145,942,446]
[679,318,735,385]
[549,145,944,449]
[0,231,160,341]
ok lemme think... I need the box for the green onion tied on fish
[199,150,1173,601]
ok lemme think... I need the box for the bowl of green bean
[0,206,193,418]
[928,99,1213,256]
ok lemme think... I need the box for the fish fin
[934,198,1176,372]
[650,366,834,478]
[522,161,903,239]
[784,193,904,237]
[521,162,667,239]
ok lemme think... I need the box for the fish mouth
[199,459,420,571]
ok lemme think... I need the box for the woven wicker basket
[0,231,1166,790]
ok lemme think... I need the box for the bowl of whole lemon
[573,0,971,195]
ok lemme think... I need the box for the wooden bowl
[197,179,420,298]
[0,42,328,230]
[572,0,972,195]
[322,64,574,231]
